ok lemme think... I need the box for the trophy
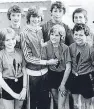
[54,55,60,68]
[13,59,20,82]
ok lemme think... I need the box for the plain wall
[0,1,51,29]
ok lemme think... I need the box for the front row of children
[0,24,94,109]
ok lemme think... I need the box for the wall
[0,0,51,28]
[51,0,94,32]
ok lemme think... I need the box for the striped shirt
[20,25,48,72]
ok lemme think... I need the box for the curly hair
[26,6,44,24]
[72,8,87,23]
[7,5,22,20]
[0,28,15,50]
[73,23,90,36]
[50,1,66,14]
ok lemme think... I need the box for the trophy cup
[13,59,20,82]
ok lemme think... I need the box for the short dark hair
[26,7,43,24]
[72,8,87,23]
[73,23,90,36]
[7,5,22,20]
[50,1,66,14]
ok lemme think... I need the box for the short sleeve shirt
[46,41,71,72]
[0,49,23,79]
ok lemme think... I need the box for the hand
[47,59,58,65]
[59,85,67,97]
[41,39,47,47]
[13,93,20,100]
[59,84,65,91]
[19,88,26,100]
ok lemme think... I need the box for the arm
[22,67,27,89]
[90,47,94,65]
[20,32,47,65]
[19,67,27,100]
[59,62,71,88]
[20,32,58,65]
[0,72,20,99]
[59,46,71,90]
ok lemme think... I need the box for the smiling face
[73,30,86,46]
[51,7,64,22]
[73,13,86,24]
[10,12,21,28]
[5,33,16,51]
[50,30,61,45]
[30,15,41,27]
[50,25,66,45]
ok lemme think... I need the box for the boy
[72,8,94,46]
[41,1,74,46]
[7,5,22,49]
[66,23,94,109]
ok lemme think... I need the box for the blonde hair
[0,28,15,50]
[49,24,66,38]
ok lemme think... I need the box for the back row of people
[0,1,94,109]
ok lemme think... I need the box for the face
[30,15,41,27]
[5,34,16,51]
[10,12,21,27]
[73,13,86,24]
[50,30,61,45]
[73,30,86,45]
[51,7,64,22]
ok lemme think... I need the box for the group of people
[0,1,94,109]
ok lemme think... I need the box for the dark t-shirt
[41,19,74,46]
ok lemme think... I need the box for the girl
[21,7,58,109]
[44,24,71,109]
[0,27,27,109]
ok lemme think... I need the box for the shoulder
[61,23,70,30]
[61,43,68,49]
[69,43,76,48]
[15,48,23,56]
[41,20,52,26]
[61,43,69,53]
[0,49,5,59]
[41,20,52,29]
[21,26,30,34]
[89,45,94,54]
[20,26,30,38]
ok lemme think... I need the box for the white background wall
[0,0,51,28]
[0,0,94,32]
[51,0,94,32]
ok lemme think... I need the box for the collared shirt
[45,41,71,72]
[70,43,94,75]
[41,19,74,46]
[0,49,23,79]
